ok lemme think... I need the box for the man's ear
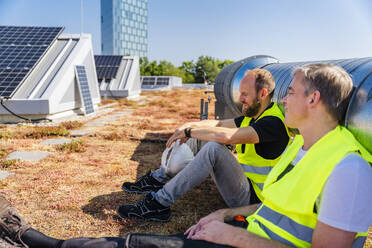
[260,88,269,99]
[309,90,321,107]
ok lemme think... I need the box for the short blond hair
[293,63,353,123]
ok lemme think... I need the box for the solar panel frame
[0,26,64,98]
[75,65,95,115]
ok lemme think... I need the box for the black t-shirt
[234,104,289,159]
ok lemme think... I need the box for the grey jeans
[151,140,252,208]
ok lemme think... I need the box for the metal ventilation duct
[214,55,372,153]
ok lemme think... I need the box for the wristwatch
[184,128,192,138]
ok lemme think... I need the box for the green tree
[194,56,220,84]
[139,56,234,84]
[180,61,195,74]
[180,61,196,84]
[139,57,150,76]
[217,59,234,70]
[149,61,159,75]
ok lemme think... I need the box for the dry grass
[60,121,84,130]
[0,126,70,139]
[0,89,225,240]
[0,131,12,139]
[56,140,86,153]
[0,88,370,248]
[118,99,137,108]
[24,126,69,139]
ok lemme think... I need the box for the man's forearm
[181,118,237,129]
[228,226,291,248]
[189,126,258,145]
[182,120,221,129]
[193,218,290,248]
[220,205,291,248]
[166,119,254,148]
[167,121,225,148]
[187,127,230,144]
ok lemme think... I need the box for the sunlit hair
[244,69,275,98]
[292,63,353,123]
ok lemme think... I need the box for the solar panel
[75,65,95,115]
[96,67,120,79]
[94,55,122,66]
[157,77,170,85]
[142,77,156,85]
[94,55,122,79]
[0,26,63,98]
[0,26,63,46]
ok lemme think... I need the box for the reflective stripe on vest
[257,205,313,244]
[240,163,273,175]
[253,220,296,247]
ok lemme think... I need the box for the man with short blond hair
[182,63,372,247]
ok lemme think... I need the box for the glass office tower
[101,0,148,57]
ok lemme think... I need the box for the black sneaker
[122,171,164,194]
[117,193,171,222]
[0,195,30,247]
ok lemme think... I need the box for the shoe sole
[117,210,171,222]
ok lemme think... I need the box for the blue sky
[0,0,371,66]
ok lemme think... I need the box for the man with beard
[118,69,290,222]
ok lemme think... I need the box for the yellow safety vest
[236,102,290,201]
[246,126,372,247]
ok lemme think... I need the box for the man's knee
[202,141,226,154]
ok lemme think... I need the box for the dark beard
[242,100,261,117]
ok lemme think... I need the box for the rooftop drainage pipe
[213,55,372,153]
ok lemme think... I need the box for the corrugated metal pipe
[214,55,372,153]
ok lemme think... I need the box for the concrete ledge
[115,109,135,114]
[94,118,118,122]
[84,122,105,127]
[69,130,93,137]
[41,139,72,145]
[7,151,52,161]
[98,102,118,110]
[0,171,14,179]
